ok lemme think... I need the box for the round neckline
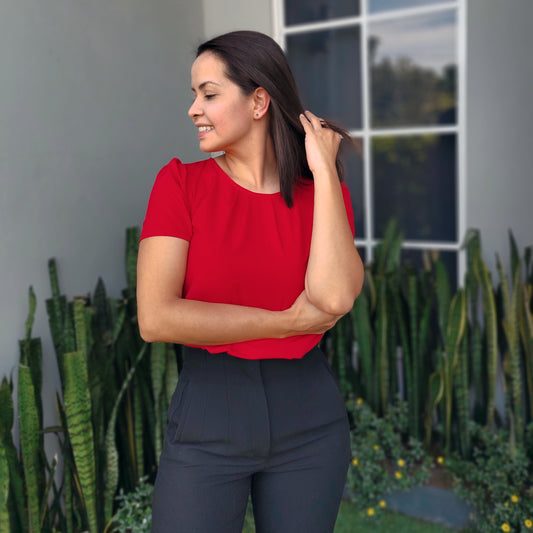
[209,157,281,198]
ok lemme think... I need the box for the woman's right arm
[137,236,340,345]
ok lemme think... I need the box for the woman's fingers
[299,112,313,133]
[302,110,324,130]
[300,111,340,140]
[299,110,342,174]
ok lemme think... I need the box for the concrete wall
[466,0,533,271]
[202,0,273,38]
[0,1,204,398]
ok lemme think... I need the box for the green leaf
[474,253,498,429]
[25,287,37,341]
[151,343,166,462]
[435,259,451,342]
[351,292,374,404]
[125,227,140,291]
[0,439,10,533]
[103,344,147,523]
[63,350,98,533]
[18,365,41,533]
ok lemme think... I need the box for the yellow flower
[379,500,386,508]
[511,494,519,503]
[367,507,375,517]
[525,519,532,529]
[357,397,364,405]
[501,523,511,532]
[436,456,444,465]
[373,445,380,451]
[394,471,403,479]
[351,458,359,467]
[504,501,509,508]
[397,459,406,468]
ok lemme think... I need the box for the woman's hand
[284,291,343,336]
[299,110,342,176]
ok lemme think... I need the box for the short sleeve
[341,183,356,238]
[140,159,193,241]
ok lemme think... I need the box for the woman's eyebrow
[191,81,222,92]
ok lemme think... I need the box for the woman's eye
[204,94,216,100]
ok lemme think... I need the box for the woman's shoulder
[159,157,212,177]
[155,157,215,190]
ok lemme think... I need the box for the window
[273,0,465,286]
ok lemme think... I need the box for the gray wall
[202,0,272,38]
[466,0,533,272]
[0,1,205,400]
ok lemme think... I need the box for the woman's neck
[216,135,279,194]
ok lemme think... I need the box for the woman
[137,30,364,533]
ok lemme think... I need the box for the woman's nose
[188,97,201,119]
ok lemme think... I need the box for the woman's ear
[252,87,270,119]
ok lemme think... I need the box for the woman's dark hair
[196,30,357,208]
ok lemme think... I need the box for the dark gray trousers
[151,345,351,533]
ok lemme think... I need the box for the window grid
[273,0,466,284]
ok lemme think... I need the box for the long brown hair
[197,30,355,208]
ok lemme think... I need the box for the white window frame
[272,0,467,284]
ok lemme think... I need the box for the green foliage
[1,228,176,532]
[63,350,98,533]
[0,438,10,533]
[345,396,430,518]
[330,222,533,462]
[519,284,533,427]
[4,221,533,531]
[109,477,152,533]
[446,423,533,533]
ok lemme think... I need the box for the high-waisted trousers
[151,345,351,533]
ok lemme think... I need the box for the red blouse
[140,157,355,359]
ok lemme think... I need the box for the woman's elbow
[137,307,164,343]
[138,316,157,343]
[310,278,364,316]
[307,291,355,316]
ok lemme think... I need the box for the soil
[423,464,455,490]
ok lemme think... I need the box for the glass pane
[369,0,448,14]
[287,27,362,130]
[372,133,456,241]
[341,138,365,238]
[401,249,458,289]
[369,10,457,127]
[358,246,367,265]
[285,0,360,25]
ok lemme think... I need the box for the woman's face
[188,52,255,154]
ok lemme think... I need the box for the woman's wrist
[311,166,338,182]
[276,307,296,338]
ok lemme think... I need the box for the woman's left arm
[300,110,365,315]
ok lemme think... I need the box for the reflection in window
[401,248,457,289]
[369,11,456,127]
[372,134,456,241]
[285,0,360,26]
[340,139,365,238]
[287,27,362,130]
[369,0,445,14]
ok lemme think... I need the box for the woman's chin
[198,141,222,154]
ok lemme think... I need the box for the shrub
[345,395,430,519]
[110,477,152,533]
[446,423,533,533]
